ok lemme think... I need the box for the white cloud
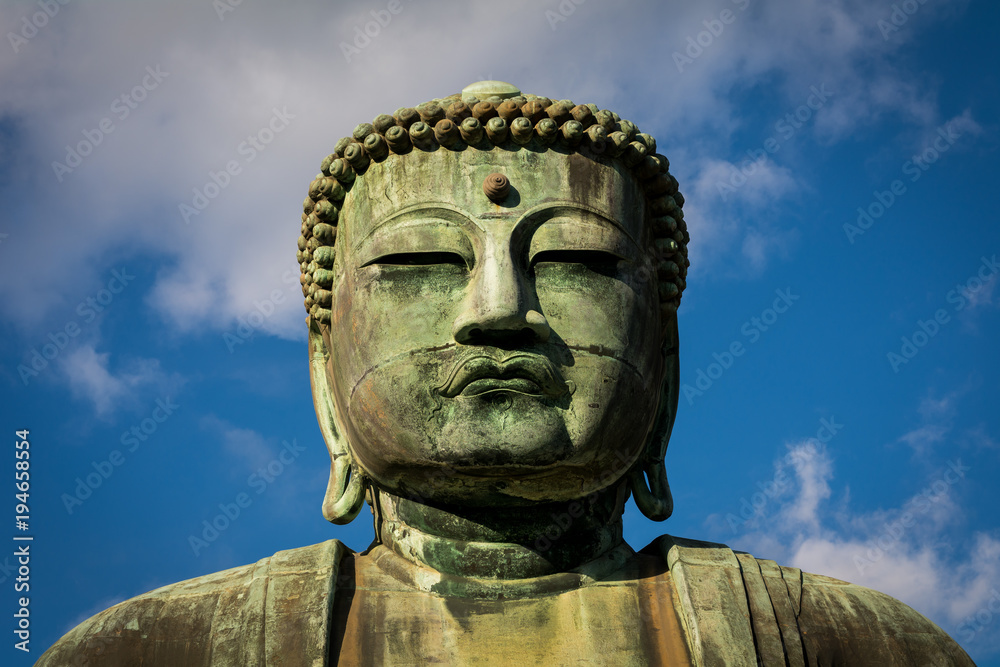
[780,441,833,532]
[895,385,992,458]
[963,425,998,451]
[690,158,798,209]
[898,424,950,456]
[964,274,997,310]
[61,346,163,417]
[727,439,998,643]
[0,0,975,337]
[199,415,275,473]
[947,108,982,135]
[684,157,800,274]
[195,415,316,513]
[919,391,959,420]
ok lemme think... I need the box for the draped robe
[36,535,975,666]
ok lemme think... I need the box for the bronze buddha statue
[38,81,974,666]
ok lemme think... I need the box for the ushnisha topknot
[297,81,690,326]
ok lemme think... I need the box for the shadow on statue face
[318,147,666,507]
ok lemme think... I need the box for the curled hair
[297,90,690,326]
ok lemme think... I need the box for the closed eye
[532,250,622,269]
[364,252,468,268]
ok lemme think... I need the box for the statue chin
[342,400,648,506]
[337,351,659,506]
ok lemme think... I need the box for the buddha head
[296,82,689,527]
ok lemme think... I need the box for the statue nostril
[468,328,482,340]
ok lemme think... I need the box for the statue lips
[435,352,571,400]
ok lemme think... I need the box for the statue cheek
[329,267,466,420]
[537,270,654,355]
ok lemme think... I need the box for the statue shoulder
[794,569,975,666]
[647,534,974,666]
[35,539,351,667]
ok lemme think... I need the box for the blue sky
[1,0,998,663]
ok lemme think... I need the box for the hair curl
[297,89,690,326]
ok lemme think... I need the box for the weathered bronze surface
[37,81,975,666]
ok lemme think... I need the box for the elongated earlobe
[309,320,365,524]
[630,461,673,521]
[321,452,364,525]
[629,315,679,521]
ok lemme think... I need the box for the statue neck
[372,484,630,580]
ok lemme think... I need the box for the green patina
[36,81,976,667]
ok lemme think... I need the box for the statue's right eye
[531,249,623,276]
[364,252,467,268]
[531,249,622,267]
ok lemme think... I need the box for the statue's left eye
[532,250,621,271]
[367,252,467,267]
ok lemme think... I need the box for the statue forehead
[338,148,646,248]
[296,82,691,327]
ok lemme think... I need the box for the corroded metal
[445,100,472,123]
[384,125,411,154]
[459,116,484,144]
[497,99,522,122]
[294,85,692,330]
[484,115,508,144]
[35,81,976,667]
[394,106,419,129]
[509,116,533,145]
[433,118,461,148]
[482,172,510,203]
[472,100,498,122]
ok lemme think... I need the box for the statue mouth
[434,352,572,399]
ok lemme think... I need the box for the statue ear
[628,315,679,521]
[308,318,365,525]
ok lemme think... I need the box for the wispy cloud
[0,0,976,337]
[61,346,163,417]
[895,386,980,457]
[964,274,997,310]
[897,424,949,456]
[199,414,276,473]
[725,437,998,644]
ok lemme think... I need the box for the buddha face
[318,147,665,506]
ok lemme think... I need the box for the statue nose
[452,247,550,345]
